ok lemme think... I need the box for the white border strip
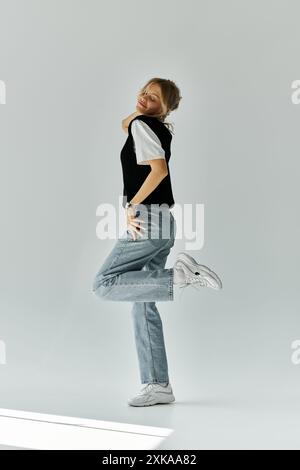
[0,408,173,450]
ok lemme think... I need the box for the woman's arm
[126,162,168,239]
[129,159,168,205]
[122,111,142,134]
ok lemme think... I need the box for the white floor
[1,367,300,450]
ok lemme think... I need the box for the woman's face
[136,83,165,117]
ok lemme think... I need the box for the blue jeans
[92,204,176,384]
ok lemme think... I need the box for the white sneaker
[127,382,175,407]
[173,252,223,290]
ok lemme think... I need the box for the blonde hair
[139,77,182,134]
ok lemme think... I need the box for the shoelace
[175,265,208,301]
[138,383,165,395]
[179,261,208,285]
[186,275,207,287]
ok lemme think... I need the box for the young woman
[92,78,223,407]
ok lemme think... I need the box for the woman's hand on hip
[126,206,146,240]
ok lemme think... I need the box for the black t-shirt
[120,114,175,208]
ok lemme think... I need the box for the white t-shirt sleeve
[131,119,166,165]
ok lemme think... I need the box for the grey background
[0,0,300,449]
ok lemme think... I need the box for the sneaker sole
[128,395,176,407]
[175,252,223,289]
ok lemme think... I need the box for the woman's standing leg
[131,236,175,385]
